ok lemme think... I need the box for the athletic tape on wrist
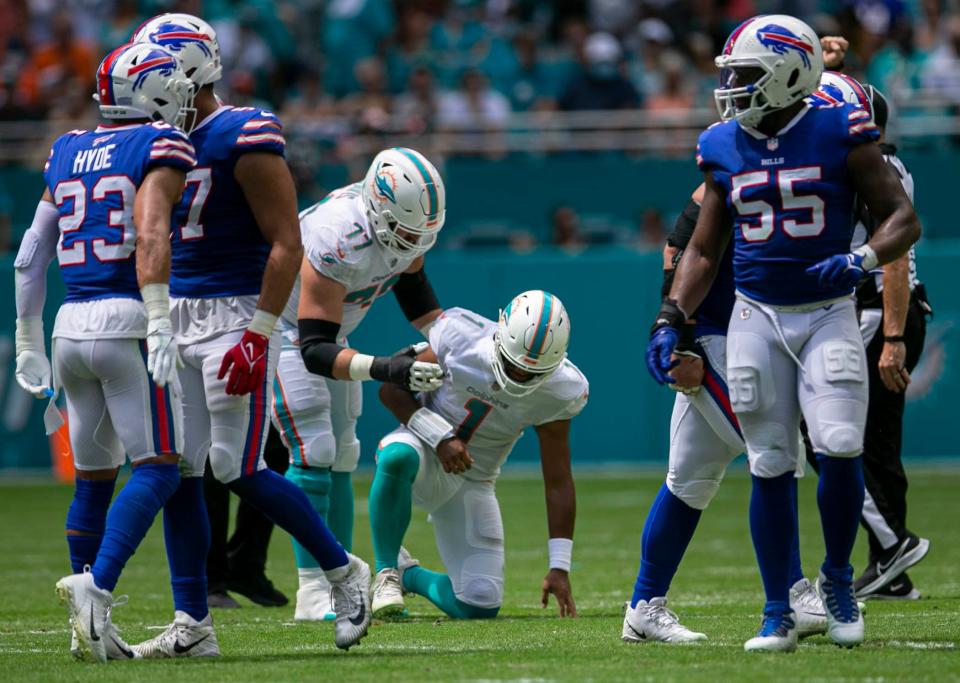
[140,283,170,322]
[407,407,455,449]
[248,309,279,337]
[15,317,44,354]
[548,537,573,572]
[854,245,879,271]
[348,353,374,381]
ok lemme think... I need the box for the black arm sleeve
[661,199,701,299]
[298,318,346,378]
[392,266,440,323]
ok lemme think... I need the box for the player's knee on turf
[457,574,504,613]
[375,442,420,480]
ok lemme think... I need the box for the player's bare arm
[879,254,912,392]
[235,152,303,316]
[536,418,577,618]
[847,143,921,264]
[134,166,185,287]
[297,262,354,379]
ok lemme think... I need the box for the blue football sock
[369,443,419,572]
[788,476,804,586]
[631,483,702,607]
[749,472,796,614]
[91,463,180,592]
[65,476,117,573]
[816,454,865,579]
[163,476,210,621]
[402,566,499,620]
[228,468,347,571]
[329,471,354,552]
[285,465,331,569]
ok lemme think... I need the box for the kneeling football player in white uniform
[288,147,446,619]
[368,292,588,619]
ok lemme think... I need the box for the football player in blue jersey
[13,42,195,663]
[646,15,920,651]
[128,14,370,654]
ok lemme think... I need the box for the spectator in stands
[340,57,392,134]
[922,15,960,105]
[551,206,584,249]
[437,68,511,130]
[387,5,434,94]
[645,52,693,112]
[17,10,95,115]
[0,0,33,119]
[508,29,560,111]
[559,32,640,111]
[394,65,439,133]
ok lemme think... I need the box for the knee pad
[810,400,864,457]
[665,474,722,511]
[208,445,241,483]
[746,422,798,478]
[375,443,420,480]
[333,437,361,473]
[457,574,503,610]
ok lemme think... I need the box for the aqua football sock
[368,443,418,572]
[285,465,331,569]
[402,566,499,620]
[329,470,354,552]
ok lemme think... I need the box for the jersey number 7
[731,166,825,242]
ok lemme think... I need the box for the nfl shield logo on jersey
[767,137,779,151]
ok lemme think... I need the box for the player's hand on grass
[146,317,179,388]
[15,349,52,398]
[668,352,704,395]
[821,36,849,69]
[541,569,577,618]
[218,329,269,395]
[879,340,910,393]
[436,437,473,474]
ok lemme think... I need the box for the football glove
[806,247,877,290]
[219,329,269,396]
[146,316,179,388]
[646,299,685,385]
[371,343,443,392]
[14,317,52,398]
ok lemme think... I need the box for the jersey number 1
[455,398,493,443]
[731,166,825,242]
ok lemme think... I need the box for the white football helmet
[94,42,195,130]
[714,15,823,128]
[814,71,873,119]
[492,291,570,397]
[132,13,222,87]
[361,148,446,260]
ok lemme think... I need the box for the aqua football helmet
[714,15,823,128]
[492,291,570,397]
[361,148,446,260]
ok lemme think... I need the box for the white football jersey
[281,183,418,340]
[424,307,589,482]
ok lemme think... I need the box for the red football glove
[218,330,269,396]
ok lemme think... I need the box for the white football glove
[408,360,444,392]
[146,317,179,388]
[16,348,52,398]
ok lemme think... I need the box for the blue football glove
[805,251,870,290]
[646,327,680,385]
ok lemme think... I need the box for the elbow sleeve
[393,267,440,322]
[298,318,345,378]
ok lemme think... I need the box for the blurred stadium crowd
[0,0,958,252]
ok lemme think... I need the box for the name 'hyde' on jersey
[420,308,589,482]
[44,122,196,302]
[697,101,880,306]
[170,105,285,299]
[281,183,419,339]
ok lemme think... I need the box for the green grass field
[0,468,958,682]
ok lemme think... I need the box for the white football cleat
[621,598,707,643]
[790,578,827,639]
[56,572,128,663]
[329,553,372,650]
[131,610,220,658]
[744,611,798,653]
[818,571,864,648]
[372,568,405,619]
[294,569,336,621]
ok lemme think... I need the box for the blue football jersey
[696,102,880,306]
[43,122,196,303]
[170,106,286,298]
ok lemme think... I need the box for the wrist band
[348,353,374,381]
[140,283,170,321]
[853,245,879,271]
[15,317,45,354]
[548,537,573,572]
[884,335,905,343]
[248,309,279,337]
[407,407,455,449]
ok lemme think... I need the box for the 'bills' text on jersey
[696,101,879,306]
[170,105,285,298]
[44,122,196,302]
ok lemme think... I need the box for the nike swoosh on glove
[146,317,179,387]
[805,252,869,290]
[15,349,52,398]
[218,330,269,395]
[645,327,680,385]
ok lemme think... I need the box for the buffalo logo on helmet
[128,53,178,91]
[756,23,814,68]
[143,22,213,57]
[373,165,398,204]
